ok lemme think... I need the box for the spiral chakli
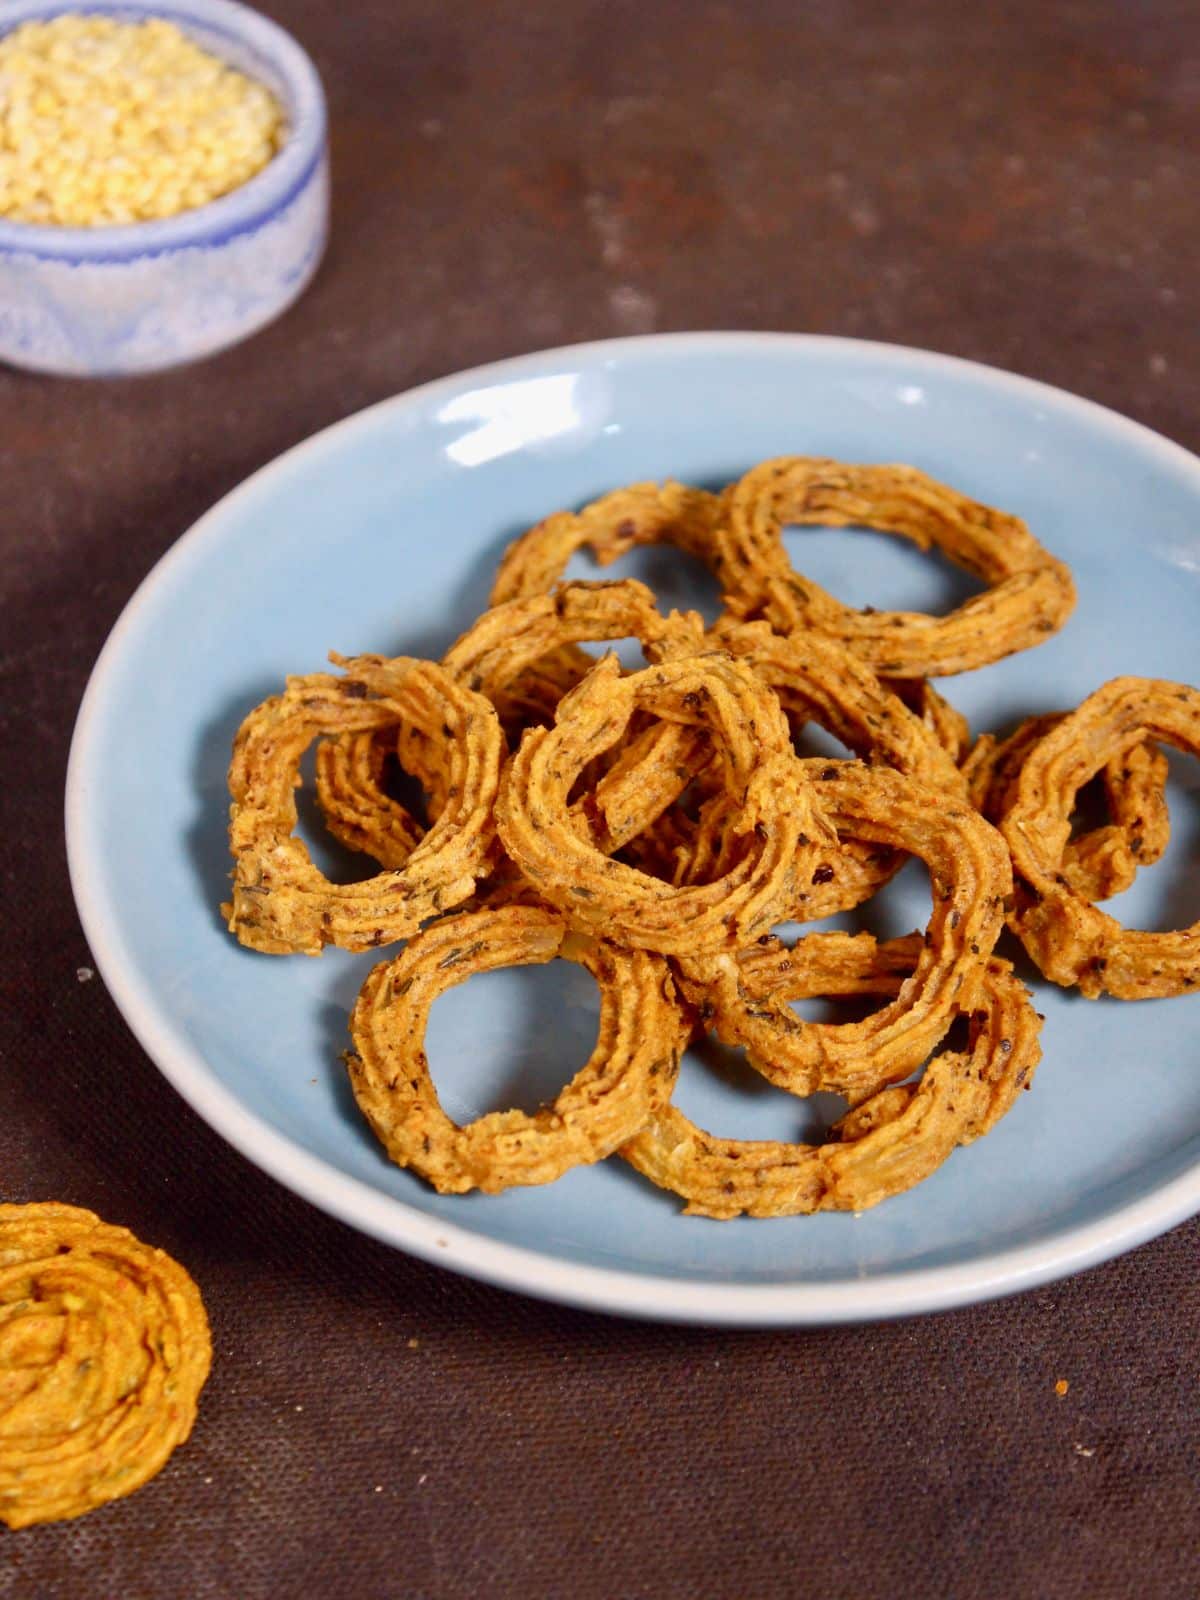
[0,1203,211,1529]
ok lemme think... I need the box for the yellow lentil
[0,14,285,225]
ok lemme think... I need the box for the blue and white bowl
[0,0,329,376]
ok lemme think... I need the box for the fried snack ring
[314,729,428,870]
[679,760,1011,1096]
[715,619,969,917]
[713,457,1076,677]
[226,656,502,954]
[490,480,726,604]
[346,904,691,1193]
[887,676,971,765]
[496,652,834,955]
[445,579,697,727]
[622,933,1041,1218]
[437,579,714,853]
[965,714,1170,902]
[490,485,726,725]
[0,1203,211,1529]
[1000,677,1200,998]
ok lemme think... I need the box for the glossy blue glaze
[66,335,1200,1323]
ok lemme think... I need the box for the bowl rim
[0,0,326,261]
[63,330,1200,1327]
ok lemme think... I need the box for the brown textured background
[2,1,1198,1595]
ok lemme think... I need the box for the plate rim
[64,330,1200,1326]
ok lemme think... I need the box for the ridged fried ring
[1000,677,1200,998]
[488,484,725,728]
[715,619,969,917]
[225,656,502,954]
[316,582,716,874]
[345,904,691,1193]
[713,458,1076,677]
[0,1203,211,1529]
[621,933,1041,1218]
[314,729,429,870]
[495,652,835,955]
[678,760,1012,1096]
[964,713,1170,902]
[490,481,726,605]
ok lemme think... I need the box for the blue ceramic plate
[66,334,1200,1324]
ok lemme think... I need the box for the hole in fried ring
[345,903,690,1193]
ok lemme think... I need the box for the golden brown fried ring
[0,1203,211,1529]
[678,760,1011,1096]
[490,481,726,605]
[964,714,1170,902]
[314,730,428,870]
[442,576,702,709]
[714,619,969,917]
[225,657,502,955]
[1000,677,1200,998]
[489,486,726,727]
[345,904,691,1193]
[622,933,1041,1218]
[496,652,835,956]
[435,579,713,851]
[886,676,971,765]
[713,458,1076,677]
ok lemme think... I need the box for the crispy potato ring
[622,933,1041,1218]
[225,656,502,954]
[1000,677,1200,998]
[346,904,691,1193]
[715,618,969,917]
[0,1203,211,1529]
[965,714,1170,902]
[496,652,835,955]
[678,760,1011,1096]
[712,457,1076,677]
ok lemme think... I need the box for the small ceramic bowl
[0,0,329,376]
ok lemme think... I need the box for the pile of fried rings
[224,457,1200,1219]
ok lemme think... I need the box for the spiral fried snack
[444,580,714,848]
[489,484,727,723]
[314,729,430,870]
[964,713,1170,902]
[622,933,1041,1218]
[713,458,1076,677]
[887,676,972,765]
[0,1204,211,1529]
[491,481,726,604]
[1001,677,1200,998]
[496,652,835,955]
[679,760,1012,1097]
[225,656,502,954]
[716,619,969,916]
[346,903,691,1193]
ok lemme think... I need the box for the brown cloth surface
[2,1,1198,1595]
